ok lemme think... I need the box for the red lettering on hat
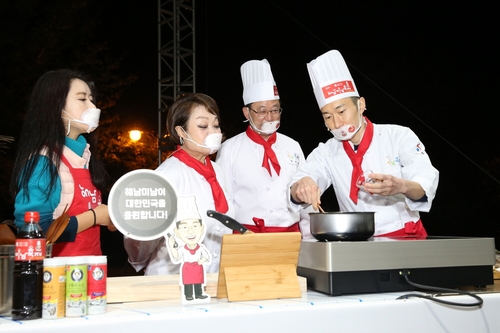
[273,85,279,96]
[321,80,355,99]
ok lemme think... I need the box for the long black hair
[10,69,108,201]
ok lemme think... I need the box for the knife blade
[206,210,252,234]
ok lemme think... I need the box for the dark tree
[0,0,138,221]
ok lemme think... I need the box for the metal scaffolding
[157,0,196,165]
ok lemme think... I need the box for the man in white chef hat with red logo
[290,50,439,237]
[216,59,312,237]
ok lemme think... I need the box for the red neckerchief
[342,117,374,204]
[245,126,281,176]
[184,243,201,255]
[172,149,229,213]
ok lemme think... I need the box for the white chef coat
[124,155,234,275]
[289,123,439,236]
[172,244,211,265]
[216,130,312,238]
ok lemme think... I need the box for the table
[2,284,500,333]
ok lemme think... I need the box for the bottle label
[87,263,107,314]
[43,265,66,319]
[66,264,88,317]
[15,238,46,261]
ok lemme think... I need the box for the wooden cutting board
[216,232,302,301]
[107,273,307,303]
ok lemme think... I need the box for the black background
[111,1,499,245]
[2,1,498,274]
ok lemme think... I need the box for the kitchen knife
[206,210,252,234]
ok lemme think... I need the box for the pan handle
[206,210,250,234]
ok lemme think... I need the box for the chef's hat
[307,50,359,109]
[176,195,201,222]
[241,59,280,105]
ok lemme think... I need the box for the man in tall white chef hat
[216,59,312,237]
[289,50,439,237]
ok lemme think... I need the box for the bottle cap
[65,255,88,265]
[87,255,107,264]
[24,211,40,223]
[44,257,67,266]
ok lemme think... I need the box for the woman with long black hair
[10,69,116,256]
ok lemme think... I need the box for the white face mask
[62,108,101,135]
[181,128,222,155]
[328,101,362,141]
[258,120,280,135]
[247,116,280,135]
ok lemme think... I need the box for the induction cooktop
[297,236,495,296]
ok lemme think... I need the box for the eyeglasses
[248,106,283,118]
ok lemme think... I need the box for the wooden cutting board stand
[216,232,302,302]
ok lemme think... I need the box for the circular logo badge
[43,270,52,283]
[71,268,83,282]
[92,267,104,280]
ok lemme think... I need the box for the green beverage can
[65,256,87,317]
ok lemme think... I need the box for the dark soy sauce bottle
[11,211,46,320]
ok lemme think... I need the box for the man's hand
[290,176,321,210]
[364,173,424,200]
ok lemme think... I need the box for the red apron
[52,154,102,257]
[376,219,427,239]
[181,245,204,285]
[238,217,300,233]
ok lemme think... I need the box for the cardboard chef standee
[167,195,211,304]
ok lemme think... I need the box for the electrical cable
[396,270,484,307]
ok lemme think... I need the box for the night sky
[110,1,499,244]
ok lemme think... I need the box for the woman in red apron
[51,153,103,256]
[11,69,116,257]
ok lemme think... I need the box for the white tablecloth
[2,289,499,333]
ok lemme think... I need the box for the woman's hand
[93,204,117,231]
[77,204,117,232]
